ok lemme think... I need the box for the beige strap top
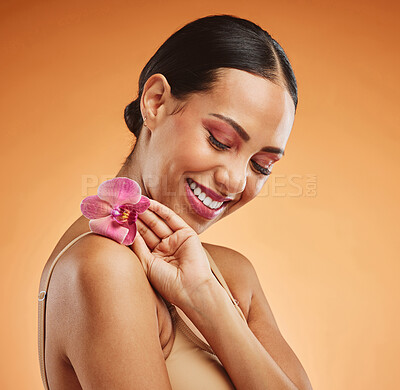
[38,231,247,389]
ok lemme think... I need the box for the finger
[147,199,190,231]
[138,208,174,239]
[136,218,161,251]
[130,231,151,274]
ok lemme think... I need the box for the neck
[114,140,151,199]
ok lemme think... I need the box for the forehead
[188,68,295,145]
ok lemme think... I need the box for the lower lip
[184,180,227,220]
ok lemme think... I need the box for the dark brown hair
[124,14,297,147]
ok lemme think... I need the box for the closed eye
[251,160,272,176]
[207,132,231,150]
[206,128,272,176]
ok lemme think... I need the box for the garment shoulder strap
[38,230,95,390]
[203,247,247,322]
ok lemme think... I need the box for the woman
[38,14,313,390]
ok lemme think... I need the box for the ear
[140,73,172,132]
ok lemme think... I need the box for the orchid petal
[89,215,129,244]
[80,195,112,219]
[120,197,150,225]
[98,177,141,208]
[127,210,138,225]
[122,223,137,246]
[123,196,151,214]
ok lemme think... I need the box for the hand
[129,199,214,308]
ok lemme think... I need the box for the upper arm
[246,257,314,390]
[62,236,172,390]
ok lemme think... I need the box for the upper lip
[188,178,233,203]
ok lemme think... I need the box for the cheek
[170,131,214,172]
[241,177,265,203]
[253,178,266,195]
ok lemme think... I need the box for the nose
[214,158,248,197]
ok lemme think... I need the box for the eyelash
[207,132,272,176]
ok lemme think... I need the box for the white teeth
[187,178,225,210]
[203,197,212,207]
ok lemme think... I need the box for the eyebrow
[208,113,285,156]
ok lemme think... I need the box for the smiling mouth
[185,178,231,210]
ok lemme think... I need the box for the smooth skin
[39,68,313,389]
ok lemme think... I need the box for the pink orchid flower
[80,177,150,245]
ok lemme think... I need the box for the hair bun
[124,99,141,137]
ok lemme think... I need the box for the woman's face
[140,68,295,234]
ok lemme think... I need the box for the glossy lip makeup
[184,178,231,220]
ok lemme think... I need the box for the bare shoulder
[46,233,160,348]
[39,233,144,303]
[201,242,256,281]
[201,242,256,320]
[50,234,155,305]
[67,233,152,293]
[45,234,173,389]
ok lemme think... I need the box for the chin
[183,214,204,233]
[181,211,211,235]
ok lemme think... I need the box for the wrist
[180,276,229,322]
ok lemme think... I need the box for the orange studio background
[1,1,398,389]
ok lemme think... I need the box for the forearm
[182,280,299,390]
